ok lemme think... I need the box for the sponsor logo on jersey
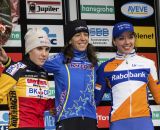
[9,91,18,127]
[6,62,26,76]
[26,78,48,87]
[27,87,49,98]
[70,63,92,70]
[112,71,146,81]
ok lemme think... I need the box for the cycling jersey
[44,50,97,123]
[95,51,160,122]
[0,57,53,130]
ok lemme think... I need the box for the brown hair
[62,43,98,66]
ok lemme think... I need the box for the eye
[83,32,89,37]
[36,46,43,50]
[129,35,134,39]
[45,47,51,52]
[74,33,81,37]
[118,37,125,40]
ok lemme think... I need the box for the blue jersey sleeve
[43,53,63,74]
[95,61,111,105]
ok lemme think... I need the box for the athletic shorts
[56,117,97,130]
[110,117,154,130]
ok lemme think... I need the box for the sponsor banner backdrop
[121,2,154,19]
[0,125,8,130]
[11,0,20,24]
[0,111,9,126]
[26,0,63,19]
[137,53,158,68]
[48,81,55,98]
[4,25,21,47]
[96,52,116,66]
[96,106,111,128]
[114,0,155,26]
[80,0,115,20]
[0,111,9,130]
[134,27,156,47]
[27,25,64,47]
[148,89,154,101]
[150,105,160,126]
[102,92,111,101]
[96,52,115,102]
[88,25,113,47]
[0,111,56,130]
[44,111,56,130]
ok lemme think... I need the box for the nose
[125,37,130,44]
[80,33,86,40]
[41,49,47,56]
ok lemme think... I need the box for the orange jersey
[95,51,160,122]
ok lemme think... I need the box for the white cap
[25,28,51,54]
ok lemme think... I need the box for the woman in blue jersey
[44,20,98,130]
[95,22,160,130]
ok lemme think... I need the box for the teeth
[124,46,130,48]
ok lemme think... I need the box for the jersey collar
[115,49,136,60]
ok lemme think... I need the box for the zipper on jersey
[126,59,132,117]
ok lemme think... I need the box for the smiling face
[29,46,50,67]
[113,31,136,55]
[69,32,89,51]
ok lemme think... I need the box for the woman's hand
[0,47,8,65]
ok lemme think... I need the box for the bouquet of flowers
[0,0,12,46]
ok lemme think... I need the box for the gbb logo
[89,28,109,37]
[43,27,57,45]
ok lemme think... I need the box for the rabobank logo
[121,2,154,19]
[109,70,148,86]
[0,111,9,125]
[112,71,146,81]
